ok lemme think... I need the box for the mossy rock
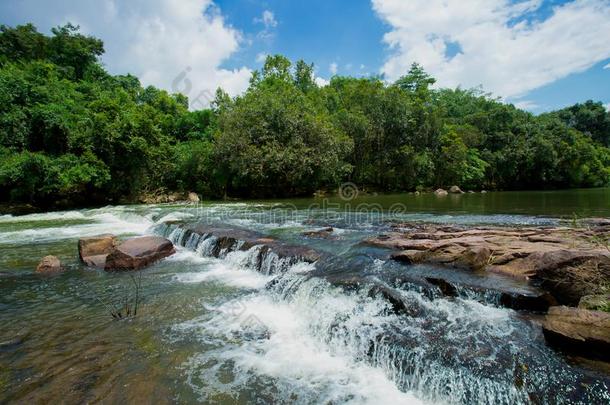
[578,294,610,312]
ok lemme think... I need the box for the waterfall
[154,222,311,275]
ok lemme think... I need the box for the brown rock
[78,234,117,267]
[364,223,610,305]
[104,236,175,271]
[434,188,448,196]
[449,185,464,194]
[542,306,610,361]
[36,255,62,274]
[303,227,335,239]
[187,192,200,203]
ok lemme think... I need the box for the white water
[3,204,608,404]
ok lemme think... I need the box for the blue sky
[1,0,609,113]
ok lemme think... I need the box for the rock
[542,306,610,361]
[364,223,610,305]
[414,191,420,195]
[36,256,62,274]
[187,192,200,203]
[104,236,175,271]
[434,188,448,196]
[481,190,488,194]
[449,185,464,194]
[302,227,335,239]
[579,294,610,311]
[160,223,323,274]
[78,234,117,267]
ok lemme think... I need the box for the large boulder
[449,185,464,194]
[434,188,448,196]
[104,236,175,271]
[542,306,610,361]
[187,192,200,203]
[36,256,62,274]
[78,234,117,267]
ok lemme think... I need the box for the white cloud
[330,62,338,75]
[604,62,610,69]
[605,102,610,112]
[1,0,252,107]
[315,76,330,87]
[254,9,277,42]
[255,10,278,28]
[256,52,268,63]
[513,100,539,111]
[373,0,610,99]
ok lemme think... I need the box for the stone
[542,306,610,361]
[164,224,322,270]
[579,294,610,312]
[104,236,175,271]
[364,223,610,305]
[302,227,335,239]
[449,185,464,194]
[434,188,448,196]
[187,192,200,203]
[78,234,117,267]
[36,255,62,273]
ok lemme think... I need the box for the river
[1,189,610,404]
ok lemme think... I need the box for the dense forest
[1,24,610,207]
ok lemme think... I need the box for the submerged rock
[365,223,610,306]
[434,188,448,196]
[449,185,464,194]
[302,227,335,239]
[36,255,62,274]
[78,234,117,267]
[542,306,610,361]
[104,236,175,271]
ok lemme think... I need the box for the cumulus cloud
[604,62,610,69]
[315,76,330,87]
[1,0,252,106]
[330,62,338,75]
[372,0,610,99]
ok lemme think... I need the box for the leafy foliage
[0,23,609,207]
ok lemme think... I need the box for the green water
[266,187,610,217]
[0,189,609,404]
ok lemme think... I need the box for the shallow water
[1,190,610,404]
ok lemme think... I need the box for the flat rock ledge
[542,306,610,361]
[104,236,175,271]
[364,222,610,306]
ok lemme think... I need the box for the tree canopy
[1,23,609,207]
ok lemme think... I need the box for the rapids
[1,196,610,404]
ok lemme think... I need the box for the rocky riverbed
[2,200,610,404]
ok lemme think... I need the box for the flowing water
[1,189,610,404]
